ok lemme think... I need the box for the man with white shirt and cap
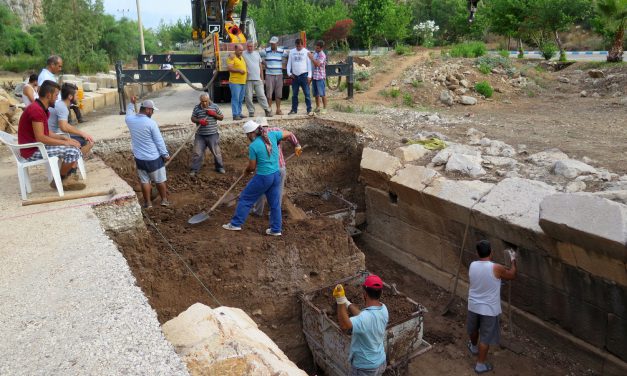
[38,55,84,123]
[125,96,170,208]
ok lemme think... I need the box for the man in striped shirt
[190,93,225,177]
[308,40,328,114]
[251,117,302,216]
[262,36,287,115]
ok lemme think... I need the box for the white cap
[255,117,269,127]
[242,120,260,134]
[140,100,159,111]
[269,36,279,44]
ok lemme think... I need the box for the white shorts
[137,166,166,184]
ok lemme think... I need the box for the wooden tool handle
[165,125,201,167]
[22,188,116,206]
[285,144,308,163]
[208,174,245,213]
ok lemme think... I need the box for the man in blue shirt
[125,96,170,208]
[334,274,389,376]
[222,120,296,236]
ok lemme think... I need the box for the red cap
[363,274,383,289]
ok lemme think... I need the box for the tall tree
[595,0,627,62]
[352,0,395,52]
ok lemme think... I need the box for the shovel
[188,173,245,224]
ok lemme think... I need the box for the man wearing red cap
[333,274,389,376]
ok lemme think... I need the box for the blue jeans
[251,167,286,216]
[291,73,312,113]
[229,83,245,117]
[230,171,282,233]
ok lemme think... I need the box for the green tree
[527,0,592,61]
[353,0,395,52]
[430,0,488,43]
[0,4,41,55]
[485,0,531,53]
[595,0,627,62]
[380,1,413,46]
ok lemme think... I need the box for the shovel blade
[188,211,210,224]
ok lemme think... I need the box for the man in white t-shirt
[48,83,95,156]
[243,41,272,118]
[38,55,84,123]
[467,240,517,374]
[286,38,313,116]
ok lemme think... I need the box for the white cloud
[103,0,190,29]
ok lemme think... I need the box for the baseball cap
[243,120,260,134]
[255,117,269,127]
[363,274,384,289]
[269,36,279,44]
[140,100,159,111]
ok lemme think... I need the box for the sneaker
[217,168,226,174]
[264,109,273,117]
[161,199,171,207]
[142,201,153,209]
[467,341,479,356]
[240,114,247,119]
[307,111,315,116]
[474,362,493,374]
[265,228,282,236]
[222,223,242,231]
[189,171,197,177]
[288,110,297,115]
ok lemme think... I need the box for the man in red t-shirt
[18,80,85,191]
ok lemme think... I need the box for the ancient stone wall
[359,148,627,375]
[1,0,44,30]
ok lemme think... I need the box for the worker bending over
[223,120,296,236]
[334,275,389,376]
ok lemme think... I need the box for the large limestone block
[552,159,597,179]
[85,92,105,109]
[445,153,486,178]
[99,88,118,106]
[162,303,306,376]
[80,96,94,113]
[393,144,429,162]
[422,177,494,223]
[83,82,98,92]
[432,144,481,165]
[360,148,402,191]
[527,148,569,166]
[390,165,439,206]
[473,178,556,251]
[539,193,627,262]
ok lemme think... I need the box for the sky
[103,0,191,29]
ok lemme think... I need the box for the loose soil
[307,283,419,327]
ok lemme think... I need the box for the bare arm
[244,158,257,174]
[58,120,94,143]
[280,130,294,141]
[337,304,352,331]
[23,85,36,102]
[495,261,516,281]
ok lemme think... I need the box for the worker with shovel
[222,120,295,236]
[189,93,225,177]
[126,96,170,208]
[250,117,302,217]
[333,274,389,376]
[467,240,517,374]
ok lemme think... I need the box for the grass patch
[474,81,494,98]
[402,92,413,106]
[355,70,371,81]
[331,102,377,114]
[411,79,423,88]
[478,63,491,74]
[394,43,412,56]
[448,41,487,58]
[579,61,627,70]
[498,50,510,58]
[389,88,400,98]
[0,54,45,73]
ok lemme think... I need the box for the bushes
[478,64,492,74]
[539,42,558,60]
[394,43,412,55]
[0,54,45,73]
[77,50,110,74]
[475,55,511,70]
[475,81,494,98]
[498,49,510,58]
[448,41,487,58]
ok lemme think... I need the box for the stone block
[80,96,94,113]
[422,177,494,224]
[59,74,76,82]
[432,144,481,165]
[445,153,486,177]
[389,165,439,207]
[359,148,402,191]
[83,82,98,92]
[527,148,569,166]
[539,193,627,262]
[607,314,627,361]
[88,93,105,109]
[473,178,556,252]
[99,88,118,106]
[393,144,430,162]
[552,159,597,179]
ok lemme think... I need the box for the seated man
[48,83,95,156]
[18,80,85,191]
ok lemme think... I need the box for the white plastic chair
[0,131,66,199]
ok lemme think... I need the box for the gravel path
[0,153,188,375]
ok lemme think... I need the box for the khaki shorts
[265,74,283,100]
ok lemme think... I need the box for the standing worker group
[467,240,517,374]
[333,274,389,376]
[243,41,273,118]
[222,120,297,236]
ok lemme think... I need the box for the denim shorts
[312,79,326,97]
[467,311,500,345]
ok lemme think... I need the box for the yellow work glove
[295,145,303,157]
[333,284,351,307]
